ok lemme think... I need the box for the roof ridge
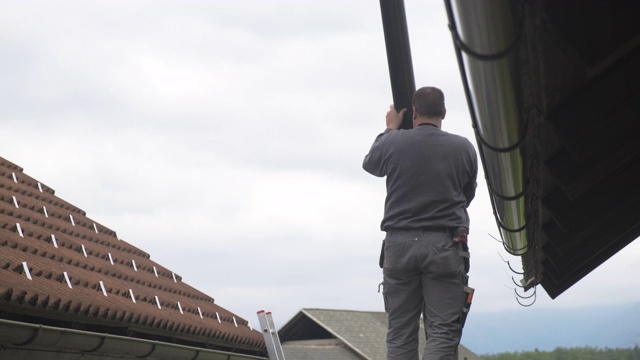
[302,308,383,314]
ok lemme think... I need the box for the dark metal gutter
[0,318,267,360]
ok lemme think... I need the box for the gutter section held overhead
[445,0,529,255]
[379,0,417,129]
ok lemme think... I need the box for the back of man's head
[412,86,445,118]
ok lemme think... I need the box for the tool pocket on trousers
[459,286,474,328]
[459,244,470,274]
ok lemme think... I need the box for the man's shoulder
[382,128,408,141]
[441,130,475,148]
[393,128,475,149]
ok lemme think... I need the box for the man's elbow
[362,165,379,177]
[362,159,384,177]
[463,184,477,207]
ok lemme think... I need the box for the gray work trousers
[382,230,466,360]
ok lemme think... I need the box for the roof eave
[0,318,267,360]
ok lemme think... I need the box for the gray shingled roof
[282,339,363,360]
[279,308,479,360]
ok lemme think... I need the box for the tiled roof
[0,156,264,355]
[280,308,480,360]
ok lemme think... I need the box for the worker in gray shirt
[363,86,478,360]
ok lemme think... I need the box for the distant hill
[482,346,640,360]
[462,302,640,355]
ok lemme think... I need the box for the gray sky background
[2,0,639,352]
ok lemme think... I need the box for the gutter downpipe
[0,318,267,360]
[379,0,416,129]
[444,0,529,257]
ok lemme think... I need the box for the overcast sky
[2,0,639,352]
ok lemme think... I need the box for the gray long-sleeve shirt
[363,124,478,232]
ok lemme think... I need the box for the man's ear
[412,106,417,120]
[442,108,447,120]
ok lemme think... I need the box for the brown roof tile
[0,156,264,355]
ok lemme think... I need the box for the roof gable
[300,309,388,360]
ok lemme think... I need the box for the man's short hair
[412,86,445,118]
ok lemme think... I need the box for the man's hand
[386,104,406,130]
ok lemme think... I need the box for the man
[363,86,478,360]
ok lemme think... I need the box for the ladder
[256,310,285,360]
